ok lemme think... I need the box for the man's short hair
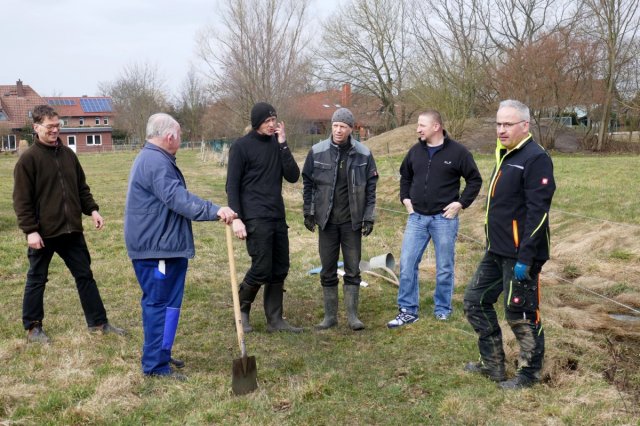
[498,100,530,121]
[419,109,443,126]
[146,113,179,139]
[32,105,58,124]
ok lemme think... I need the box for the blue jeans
[133,258,188,375]
[397,212,459,316]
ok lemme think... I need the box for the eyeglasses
[37,122,62,130]
[496,120,526,130]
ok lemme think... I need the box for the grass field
[0,147,639,425]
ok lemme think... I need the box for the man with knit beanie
[226,102,302,333]
[302,108,378,330]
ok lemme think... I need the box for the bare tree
[174,67,210,143]
[99,62,168,144]
[408,0,493,139]
[478,0,579,50]
[582,0,640,151]
[196,0,312,132]
[495,30,602,148]
[316,0,413,130]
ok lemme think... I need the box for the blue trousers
[397,213,459,316]
[133,258,187,375]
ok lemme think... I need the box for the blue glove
[514,261,531,281]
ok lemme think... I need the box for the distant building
[0,80,45,151]
[290,84,384,140]
[0,79,114,154]
[43,96,114,153]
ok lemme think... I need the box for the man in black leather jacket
[302,108,378,330]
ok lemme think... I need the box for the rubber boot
[264,282,303,333]
[238,281,260,333]
[315,286,338,330]
[344,285,365,330]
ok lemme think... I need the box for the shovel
[225,224,258,395]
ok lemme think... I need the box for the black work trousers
[319,222,362,287]
[243,218,290,286]
[22,232,108,330]
[463,251,545,380]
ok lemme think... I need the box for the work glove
[304,215,316,232]
[513,261,531,281]
[361,221,374,237]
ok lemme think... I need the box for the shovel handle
[226,224,247,358]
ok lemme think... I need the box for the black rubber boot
[264,282,303,333]
[344,285,365,330]
[238,281,260,333]
[315,286,338,330]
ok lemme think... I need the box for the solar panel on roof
[80,98,112,113]
[47,99,75,106]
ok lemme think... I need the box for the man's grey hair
[146,113,179,139]
[498,100,530,121]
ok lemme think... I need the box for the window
[67,135,76,146]
[103,117,109,125]
[86,134,102,145]
[95,117,100,125]
[79,117,84,125]
[2,134,16,151]
[0,110,8,121]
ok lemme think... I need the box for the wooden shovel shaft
[226,225,247,358]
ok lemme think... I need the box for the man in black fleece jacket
[226,102,302,333]
[387,110,481,328]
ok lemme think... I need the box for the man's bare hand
[442,201,462,219]
[217,206,237,224]
[27,232,44,249]
[91,210,104,230]
[232,218,247,240]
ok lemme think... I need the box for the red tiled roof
[0,83,45,130]
[289,87,382,128]
[43,97,114,117]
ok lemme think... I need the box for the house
[43,96,114,153]
[289,84,385,140]
[0,80,115,154]
[0,80,45,151]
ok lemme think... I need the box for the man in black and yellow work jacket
[463,99,555,390]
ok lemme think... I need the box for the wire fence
[376,205,640,317]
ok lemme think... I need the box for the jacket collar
[144,141,177,162]
[418,129,451,148]
[494,132,533,162]
[34,136,62,150]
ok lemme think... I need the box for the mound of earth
[365,117,581,155]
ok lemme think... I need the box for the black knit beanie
[251,102,277,129]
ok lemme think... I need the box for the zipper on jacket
[490,170,502,198]
[54,146,72,234]
[423,157,433,198]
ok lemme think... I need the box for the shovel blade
[232,355,258,395]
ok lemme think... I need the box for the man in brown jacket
[13,104,124,343]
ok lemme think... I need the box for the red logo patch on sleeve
[541,178,548,185]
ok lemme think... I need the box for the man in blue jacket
[387,110,482,328]
[124,113,235,380]
[463,100,555,389]
[302,108,378,330]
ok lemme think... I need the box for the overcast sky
[1,0,333,98]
